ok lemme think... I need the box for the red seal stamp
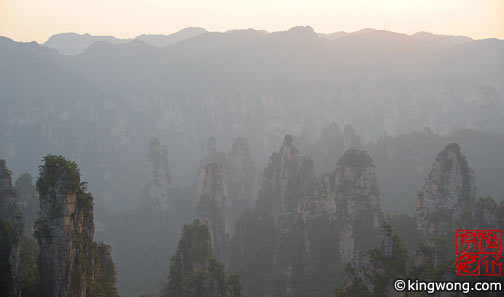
[456,230,501,276]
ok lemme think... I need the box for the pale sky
[0,0,503,43]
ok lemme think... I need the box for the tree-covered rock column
[0,159,23,297]
[35,155,119,297]
[164,219,241,297]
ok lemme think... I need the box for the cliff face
[0,160,23,297]
[298,149,382,262]
[197,136,258,230]
[230,137,383,297]
[271,148,382,297]
[230,136,315,297]
[164,220,241,297]
[197,137,227,176]
[334,149,382,261]
[147,138,172,210]
[415,143,475,237]
[36,155,94,297]
[225,137,258,226]
[196,162,230,263]
[35,155,118,297]
[261,135,315,233]
[336,223,407,297]
[315,123,362,173]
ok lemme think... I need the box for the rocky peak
[196,162,230,263]
[36,155,93,297]
[337,223,407,297]
[197,136,226,208]
[35,155,118,297]
[0,160,22,297]
[261,135,315,232]
[226,137,258,224]
[293,148,382,263]
[207,136,217,155]
[281,26,319,44]
[147,137,172,210]
[0,160,21,221]
[342,124,362,151]
[200,136,227,167]
[316,123,362,173]
[164,220,241,297]
[227,137,253,174]
[334,149,382,262]
[415,143,475,237]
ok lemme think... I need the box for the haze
[1,0,503,43]
[1,1,504,297]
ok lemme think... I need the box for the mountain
[318,31,347,39]
[411,31,473,47]
[35,155,119,297]
[43,27,208,56]
[1,25,503,219]
[415,143,475,237]
[368,129,504,212]
[135,27,207,47]
[44,32,129,55]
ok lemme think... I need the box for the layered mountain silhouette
[0,26,503,211]
[43,27,208,55]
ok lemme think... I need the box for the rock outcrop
[197,136,258,232]
[164,220,241,297]
[147,138,172,210]
[230,135,315,297]
[336,223,407,297]
[225,137,258,225]
[333,149,382,261]
[196,162,230,263]
[231,137,383,297]
[262,135,315,232]
[299,149,383,262]
[35,155,118,297]
[14,173,39,236]
[315,123,362,173]
[0,160,23,297]
[197,137,227,176]
[415,143,475,237]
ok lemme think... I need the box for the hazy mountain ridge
[1,26,503,212]
[42,27,208,55]
[42,26,480,56]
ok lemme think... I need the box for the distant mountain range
[41,26,477,55]
[0,26,503,212]
[43,27,208,55]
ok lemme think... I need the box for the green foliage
[337,149,373,168]
[165,220,212,297]
[335,223,409,297]
[270,223,306,297]
[77,190,94,213]
[164,220,241,297]
[229,209,276,297]
[0,159,12,177]
[388,212,421,253]
[18,236,41,297]
[36,155,80,196]
[33,217,50,242]
[0,220,16,296]
[89,242,119,297]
